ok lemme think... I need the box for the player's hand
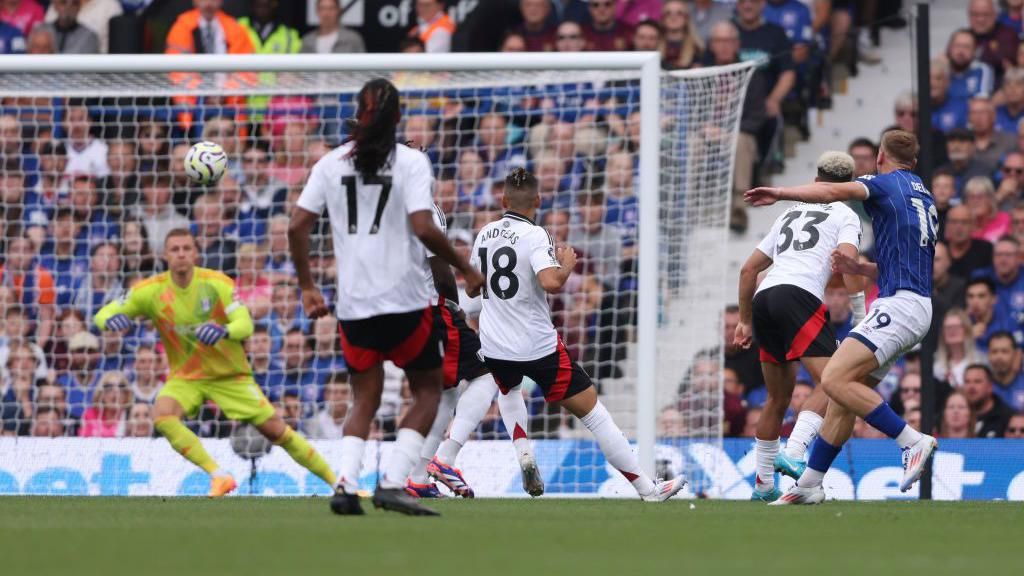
[744,187,781,207]
[105,314,133,332]
[301,288,330,319]
[463,267,485,298]
[195,323,228,346]
[830,249,862,276]
[557,245,577,271]
[733,321,753,350]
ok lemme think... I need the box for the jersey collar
[503,211,535,225]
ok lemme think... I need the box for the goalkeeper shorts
[158,378,275,425]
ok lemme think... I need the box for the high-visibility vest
[237,19,302,116]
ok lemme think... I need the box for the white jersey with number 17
[296,142,435,321]
[471,211,561,361]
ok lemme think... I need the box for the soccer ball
[184,141,228,186]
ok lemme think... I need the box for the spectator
[238,0,300,55]
[78,371,130,437]
[135,120,168,173]
[24,23,51,53]
[554,19,585,52]
[945,205,993,278]
[657,405,687,438]
[931,58,968,133]
[824,283,854,341]
[972,236,1024,326]
[191,193,238,277]
[301,0,364,54]
[632,18,660,55]
[38,0,100,54]
[47,308,85,373]
[455,149,492,208]
[477,112,526,181]
[938,390,975,438]
[934,308,981,388]
[265,215,295,279]
[99,140,139,217]
[893,372,922,415]
[0,0,43,37]
[0,307,48,384]
[277,328,318,409]
[44,0,120,53]
[963,177,1011,243]
[996,68,1024,134]
[947,30,994,102]
[165,0,253,56]
[63,101,109,178]
[119,218,158,277]
[200,116,242,183]
[966,277,1017,354]
[932,171,958,232]
[941,130,995,194]
[742,406,762,437]
[764,0,814,70]
[969,0,1019,82]
[240,145,287,215]
[499,30,527,52]
[933,242,966,313]
[969,98,1015,169]
[722,304,765,395]
[277,392,303,433]
[0,235,56,348]
[533,150,572,211]
[614,0,659,27]
[987,331,1024,411]
[135,174,188,255]
[1,339,38,435]
[169,142,200,209]
[268,281,308,348]
[247,325,283,397]
[411,0,454,53]
[30,407,64,437]
[582,0,632,51]
[305,372,349,440]
[97,324,125,373]
[691,0,733,41]
[126,402,153,437]
[0,18,23,53]
[569,190,623,289]
[69,241,122,321]
[56,330,101,420]
[515,0,556,52]
[963,363,1014,437]
[660,0,702,70]
[847,137,878,178]
[735,0,794,123]
[310,315,345,381]
[995,152,1024,212]
[892,92,949,168]
[129,343,163,404]
[235,243,272,320]
[722,367,747,437]
[1006,411,1024,437]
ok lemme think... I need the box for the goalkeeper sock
[381,428,425,489]
[580,401,656,497]
[496,385,533,464]
[337,436,366,493]
[785,411,824,460]
[437,373,496,464]
[154,416,221,475]
[275,426,336,487]
[754,437,779,491]
[798,437,841,488]
[411,387,458,483]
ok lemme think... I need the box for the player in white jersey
[404,204,544,499]
[289,78,483,516]
[734,152,867,502]
[471,168,686,502]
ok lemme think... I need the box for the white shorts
[848,290,932,381]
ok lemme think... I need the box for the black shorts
[484,339,592,403]
[436,299,487,389]
[338,307,443,373]
[752,284,836,364]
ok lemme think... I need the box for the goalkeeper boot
[426,456,475,498]
[774,452,807,480]
[372,487,440,516]
[520,455,545,498]
[405,479,445,499]
[900,434,938,493]
[769,484,825,506]
[208,474,237,498]
[329,486,365,516]
[641,475,687,502]
[750,487,783,503]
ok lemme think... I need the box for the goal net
[0,55,754,497]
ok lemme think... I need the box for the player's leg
[772,398,856,505]
[495,384,543,497]
[407,385,458,497]
[152,382,234,497]
[752,360,795,501]
[775,356,831,478]
[249,404,337,488]
[428,373,492,497]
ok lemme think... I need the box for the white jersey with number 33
[471,211,561,361]
[297,142,435,321]
[755,201,862,301]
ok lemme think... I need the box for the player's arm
[834,243,870,324]
[745,181,868,206]
[290,160,331,319]
[429,256,460,306]
[216,279,254,341]
[94,286,147,332]
[409,210,483,297]
[536,236,577,293]
[736,249,773,349]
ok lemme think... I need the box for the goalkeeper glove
[105,314,133,332]
[195,323,228,346]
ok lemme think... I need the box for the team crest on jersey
[200,297,211,313]
[503,221,510,228]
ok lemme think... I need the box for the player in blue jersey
[745,130,940,504]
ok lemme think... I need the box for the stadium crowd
[8,0,1016,445]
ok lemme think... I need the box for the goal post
[0,53,755,497]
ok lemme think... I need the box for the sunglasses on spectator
[590,1,613,8]
[1008,427,1024,434]
[1002,166,1024,175]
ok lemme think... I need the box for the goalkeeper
[95,229,336,497]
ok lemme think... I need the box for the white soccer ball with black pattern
[184,141,228,186]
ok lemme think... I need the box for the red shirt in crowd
[0,0,43,36]
[583,21,634,51]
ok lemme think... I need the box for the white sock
[755,437,779,491]
[380,428,425,489]
[580,401,656,497]
[497,385,534,464]
[436,373,496,464]
[410,387,458,484]
[895,424,923,449]
[337,435,366,493]
[797,468,825,488]
[785,411,824,460]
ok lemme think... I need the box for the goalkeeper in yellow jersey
[94,228,336,497]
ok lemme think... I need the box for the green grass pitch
[1,498,1020,575]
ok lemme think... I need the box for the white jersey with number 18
[296,142,435,321]
[471,211,561,361]
[755,201,862,301]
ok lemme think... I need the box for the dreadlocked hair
[344,78,402,177]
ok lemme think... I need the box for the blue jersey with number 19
[855,170,937,298]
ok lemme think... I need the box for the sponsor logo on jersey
[200,297,211,313]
